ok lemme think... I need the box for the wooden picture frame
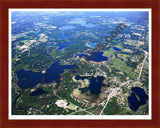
[0,0,160,128]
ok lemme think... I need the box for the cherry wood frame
[0,0,160,128]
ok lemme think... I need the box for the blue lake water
[60,36,67,39]
[56,40,74,50]
[30,88,48,96]
[49,42,55,46]
[59,25,75,30]
[86,43,97,48]
[87,34,92,37]
[56,44,68,50]
[69,18,96,28]
[60,34,73,39]
[16,61,75,89]
[50,56,53,60]
[48,34,74,50]
[132,49,137,52]
[75,52,108,62]
[113,47,121,51]
[75,75,106,95]
[128,87,148,111]
[105,33,110,36]
[82,23,96,28]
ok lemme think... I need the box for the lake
[75,75,106,95]
[16,61,75,89]
[113,47,121,51]
[128,87,148,111]
[86,34,92,37]
[59,25,75,30]
[105,33,110,36]
[49,42,55,46]
[60,34,73,39]
[85,42,97,48]
[56,40,74,50]
[75,51,108,63]
[69,18,96,28]
[56,44,68,50]
[132,49,137,52]
[82,23,95,28]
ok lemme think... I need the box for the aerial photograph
[10,9,151,118]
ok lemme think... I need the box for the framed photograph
[9,8,151,120]
[0,0,160,128]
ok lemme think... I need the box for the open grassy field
[111,58,138,80]
[70,110,89,115]
[111,58,133,74]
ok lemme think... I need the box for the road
[137,48,148,82]
[99,88,119,115]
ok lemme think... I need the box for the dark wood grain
[0,0,160,128]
